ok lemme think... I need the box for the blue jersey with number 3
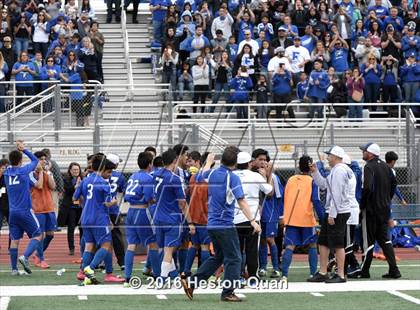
[4,150,39,212]
[153,168,185,225]
[76,173,112,226]
[108,170,126,215]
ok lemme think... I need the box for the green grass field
[1,261,419,310]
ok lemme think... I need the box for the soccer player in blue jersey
[172,144,191,273]
[252,149,284,278]
[181,147,261,302]
[153,148,195,281]
[106,153,126,270]
[5,140,41,275]
[124,151,161,286]
[74,154,118,285]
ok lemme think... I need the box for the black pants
[235,221,259,278]
[109,213,125,267]
[193,85,209,113]
[275,222,284,263]
[344,224,359,273]
[106,0,121,20]
[360,210,398,276]
[16,86,33,110]
[67,207,83,251]
[272,93,295,119]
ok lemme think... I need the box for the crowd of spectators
[0,0,104,127]
[155,0,420,119]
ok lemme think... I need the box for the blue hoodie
[272,71,292,95]
[400,63,420,83]
[229,76,253,101]
[349,160,362,203]
[176,11,196,37]
[297,79,309,100]
[360,63,382,84]
[40,64,62,89]
[307,69,330,100]
[383,16,404,33]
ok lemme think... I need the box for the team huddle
[3,139,403,302]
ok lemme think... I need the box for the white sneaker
[258,269,267,277]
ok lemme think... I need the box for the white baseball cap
[324,146,346,159]
[343,154,351,165]
[360,143,380,156]
[106,153,121,165]
[237,152,252,164]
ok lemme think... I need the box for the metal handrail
[121,10,134,100]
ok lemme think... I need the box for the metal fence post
[93,85,100,154]
[330,123,335,146]
[251,121,256,151]
[417,140,420,203]
[6,112,13,144]
[54,84,62,141]
[167,85,174,146]
[191,124,199,152]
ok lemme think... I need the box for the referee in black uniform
[358,143,401,279]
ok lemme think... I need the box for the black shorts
[318,213,350,249]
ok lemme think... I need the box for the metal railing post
[167,86,174,146]
[417,140,420,204]
[330,123,335,145]
[6,112,13,143]
[54,84,62,141]
[251,121,256,151]
[93,85,100,154]
[406,111,411,168]
[192,124,199,152]
[303,140,308,155]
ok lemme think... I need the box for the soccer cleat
[83,266,100,284]
[325,274,346,283]
[11,270,26,276]
[18,256,32,274]
[281,276,288,282]
[104,273,125,283]
[120,265,125,271]
[270,270,281,278]
[123,281,130,288]
[307,272,328,282]
[77,270,85,281]
[83,277,93,285]
[142,267,153,277]
[33,255,41,267]
[221,294,242,302]
[258,269,267,277]
[181,277,194,300]
[40,261,50,269]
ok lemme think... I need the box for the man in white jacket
[308,146,352,283]
[211,8,234,40]
[233,152,273,284]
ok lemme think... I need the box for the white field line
[0,297,10,310]
[0,280,419,297]
[77,295,88,300]
[156,295,167,300]
[310,293,324,297]
[235,293,246,298]
[1,264,419,273]
[387,291,420,305]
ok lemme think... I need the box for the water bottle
[56,268,66,276]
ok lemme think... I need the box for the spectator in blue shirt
[400,53,420,102]
[150,0,170,44]
[329,35,350,76]
[367,0,389,19]
[181,148,261,302]
[236,6,255,43]
[305,59,330,118]
[296,72,309,102]
[11,52,36,110]
[272,65,295,119]
[384,7,405,32]
[301,25,317,54]
[360,53,383,107]
[229,66,253,119]
[401,24,420,58]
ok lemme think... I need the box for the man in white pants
[233,152,273,284]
